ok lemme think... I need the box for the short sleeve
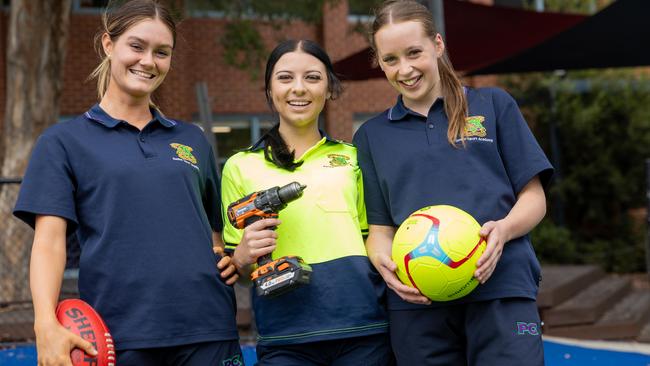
[352,126,394,226]
[220,159,246,252]
[203,145,223,233]
[13,133,78,233]
[493,89,554,194]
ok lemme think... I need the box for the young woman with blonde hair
[15,1,242,364]
[353,1,553,365]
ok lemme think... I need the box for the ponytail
[89,52,111,101]
[438,54,468,146]
[262,124,303,171]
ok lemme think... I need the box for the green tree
[505,70,650,272]
[186,0,339,78]
[526,0,612,14]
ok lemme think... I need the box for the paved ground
[2,338,650,366]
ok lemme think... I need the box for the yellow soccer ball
[392,205,486,302]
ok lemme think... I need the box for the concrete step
[638,321,650,343]
[538,265,604,308]
[0,305,34,342]
[543,275,631,327]
[545,290,650,340]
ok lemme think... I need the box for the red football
[56,299,115,366]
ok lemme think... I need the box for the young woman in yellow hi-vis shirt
[220,39,395,366]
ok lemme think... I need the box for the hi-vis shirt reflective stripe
[221,137,368,264]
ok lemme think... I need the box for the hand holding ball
[392,205,486,302]
[56,299,115,366]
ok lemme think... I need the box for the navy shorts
[256,333,395,366]
[389,298,543,366]
[116,340,244,366]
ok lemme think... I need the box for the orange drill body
[227,182,312,297]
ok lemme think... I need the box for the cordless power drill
[227,182,313,297]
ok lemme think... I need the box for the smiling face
[102,18,173,101]
[374,21,445,112]
[269,50,329,130]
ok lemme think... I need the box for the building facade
[0,0,496,165]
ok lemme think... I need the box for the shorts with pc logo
[388,297,543,366]
[116,340,243,366]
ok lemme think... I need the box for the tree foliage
[504,69,650,272]
[186,0,339,78]
[525,0,613,14]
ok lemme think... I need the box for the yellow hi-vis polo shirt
[221,134,388,346]
[222,136,367,261]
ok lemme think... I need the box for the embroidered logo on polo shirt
[457,115,494,144]
[170,143,199,170]
[170,143,197,163]
[324,153,351,168]
[465,116,487,137]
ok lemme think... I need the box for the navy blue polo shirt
[353,87,553,310]
[14,104,238,349]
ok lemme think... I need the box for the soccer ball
[392,205,486,302]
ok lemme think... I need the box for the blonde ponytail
[370,0,468,147]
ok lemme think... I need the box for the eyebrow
[127,36,173,49]
[274,70,324,75]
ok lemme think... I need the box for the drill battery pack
[252,256,313,297]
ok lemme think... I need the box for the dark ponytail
[262,124,303,171]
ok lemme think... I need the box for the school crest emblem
[326,154,350,167]
[170,143,197,164]
[465,116,487,137]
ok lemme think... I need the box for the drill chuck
[278,182,307,205]
[254,182,306,214]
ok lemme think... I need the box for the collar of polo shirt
[85,103,177,129]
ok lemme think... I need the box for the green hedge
[505,70,650,272]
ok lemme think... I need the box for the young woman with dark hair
[221,39,393,366]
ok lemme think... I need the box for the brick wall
[322,0,397,141]
[1,1,485,141]
[60,14,101,116]
[58,13,319,121]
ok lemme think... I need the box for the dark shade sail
[333,0,594,79]
[470,0,649,74]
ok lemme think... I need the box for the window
[494,0,527,8]
[72,0,109,13]
[352,113,376,135]
[186,0,325,21]
[185,0,230,18]
[197,115,276,170]
[348,0,383,16]
[78,0,109,7]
